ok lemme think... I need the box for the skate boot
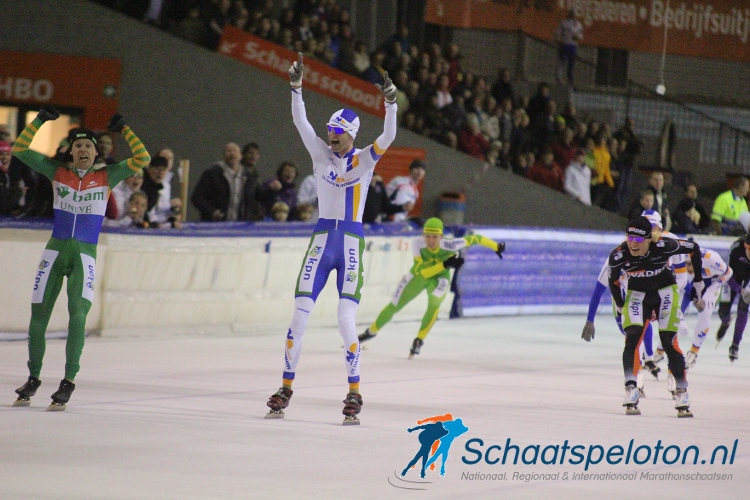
[643,360,661,379]
[674,388,693,418]
[13,377,41,407]
[716,322,730,345]
[667,372,676,399]
[342,392,363,425]
[623,384,641,415]
[408,338,424,359]
[47,379,75,411]
[636,371,646,398]
[729,343,739,363]
[685,349,698,369]
[265,387,293,419]
[358,328,377,343]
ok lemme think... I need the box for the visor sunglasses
[327,124,346,135]
[627,235,647,243]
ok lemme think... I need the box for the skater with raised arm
[608,216,703,417]
[11,107,150,410]
[265,53,398,424]
[358,217,504,358]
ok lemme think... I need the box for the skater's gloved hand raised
[495,242,505,259]
[443,254,464,269]
[692,280,704,300]
[37,106,60,122]
[107,114,127,132]
[289,52,304,88]
[581,321,595,342]
[741,288,750,304]
[375,71,397,104]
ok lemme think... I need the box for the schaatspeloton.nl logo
[389,413,468,490]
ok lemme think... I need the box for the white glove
[741,288,750,304]
[375,71,397,104]
[693,298,706,313]
[289,52,304,88]
[692,280,704,300]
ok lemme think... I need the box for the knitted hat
[423,217,444,235]
[627,216,652,239]
[327,109,360,140]
[67,128,98,146]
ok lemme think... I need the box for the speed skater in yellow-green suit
[358,217,505,357]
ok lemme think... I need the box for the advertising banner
[0,50,121,129]
[218,26,386,118]
[425,0,750,63]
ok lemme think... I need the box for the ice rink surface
[1,314,748,500]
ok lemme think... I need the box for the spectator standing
[239,142,263,221]
[141,156,181,227]
[564,149,591,205]
[109,169,144,222]
[628,189,655,221]
[552,128,577,171]
[457,115,489,160]
[555,9,583,86]
[387,159,426,222]
[258,161,299,217]
[0,140,32,216]
[363,173,412,224]
[613,118,644,214]
[491,68,514,105]
[646,170,671,232]
[591,132,615,208]
[191,142,249,221]
[710,176,749,235]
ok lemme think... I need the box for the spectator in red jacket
[458,115,489,161]
[526,146,564,192]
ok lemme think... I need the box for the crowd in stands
[2,0,747,235]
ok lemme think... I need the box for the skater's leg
[27,246,66,378]
[338,298,361,391]
[642,320,654,358]
[688,282,721,364]
[63,247,96,381]
[369,274,427,334]
[416,278,449,341]
[621,290,646,386]
[732,295,749,347]
[282,297,315,387]
[657,285,687,390]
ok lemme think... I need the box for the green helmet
[423,217,444,235]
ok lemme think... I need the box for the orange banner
[375,147,426,217]
[0,50,121,129]
[218,26,386,117]
[426,0,750,63]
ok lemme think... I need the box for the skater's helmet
[423,217,444,235]
[327,109,360,140]
[640,209,663,230]
[626,216,652,239]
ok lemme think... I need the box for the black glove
[37,106,60,122]
[495,242,506,259]
[107,114,127,132]
[443,255,465,269]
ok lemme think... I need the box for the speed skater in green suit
[358,217,504,357]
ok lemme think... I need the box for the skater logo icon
[345,270,357,282]
[309,245,322,258]
[390,413,469,490]
[57,185,70,199]
[34,260,50,290]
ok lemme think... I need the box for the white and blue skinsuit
[281,88,397,386]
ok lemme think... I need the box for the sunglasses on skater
[327,125,346,135]
[627,235,646,243]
